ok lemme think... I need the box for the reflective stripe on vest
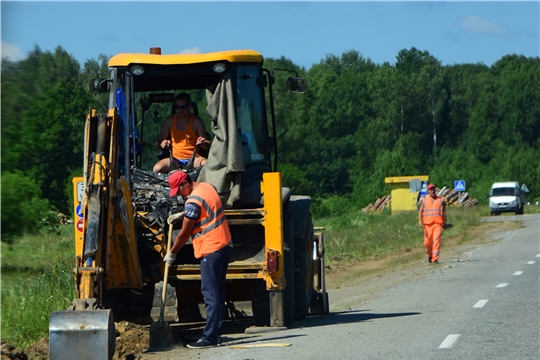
[186,183,231,258]
[189,194,226,239]
[422,196,444,224]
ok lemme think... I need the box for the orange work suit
[421,196,445,262]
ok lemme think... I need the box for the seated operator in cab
[153,93,211,173]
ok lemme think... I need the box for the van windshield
[491,188,517,197]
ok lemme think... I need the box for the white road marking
[473,300,489,308]
[512,271,523,276]
[536,254,540,258]
[439,334,461,349]
[527,261,536,265]
[496,283,509,288]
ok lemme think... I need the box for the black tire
[293,215,315,321]
[282,211,295,326]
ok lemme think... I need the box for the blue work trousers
[200,244,232,344]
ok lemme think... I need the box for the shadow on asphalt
[163,309,421,346]
[288,309,421,329]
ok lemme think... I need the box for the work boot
[428,257,432,263]
[186,338,217,349]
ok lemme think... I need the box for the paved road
[144,214,539,359]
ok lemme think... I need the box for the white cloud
[179,47,203,54]
[1,41,26,61]
[458,15,508,36]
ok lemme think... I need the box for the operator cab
[89,48,305,208]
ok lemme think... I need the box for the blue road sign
[76,204,83,218]
[454,180,466,192]
[420,182,427,197]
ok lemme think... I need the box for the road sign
[76,181,84,202]
[420,182,427,197]
[76,204,83,218]
[76,219,84,232]
[454,180,466,192]
[409,179,422,192]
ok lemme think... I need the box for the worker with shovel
[418,184,446,264]
[164,170,233,348]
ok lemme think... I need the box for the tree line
[2,45,538,242]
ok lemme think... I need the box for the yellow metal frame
[109,50,263,67]
[261,172,284,290]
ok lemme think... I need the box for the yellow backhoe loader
[49,48,328,359]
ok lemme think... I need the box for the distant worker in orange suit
[418,184,446,264]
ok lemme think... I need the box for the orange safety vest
[186,183,232,258]
[422,196,445,225]
[171,114,198,159]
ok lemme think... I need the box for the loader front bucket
[49,309,116,360]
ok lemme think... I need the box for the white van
[489,182,528,215]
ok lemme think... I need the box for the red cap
[427,184,436,190]
[168,171,188,197]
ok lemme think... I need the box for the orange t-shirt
[171,114,198,159]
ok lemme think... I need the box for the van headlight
[509,200,517,206]
[490,201,496,207]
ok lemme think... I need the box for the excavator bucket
[49,309,116,360]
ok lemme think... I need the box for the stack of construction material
[361,187,478,213]
[361,194,391,213]
[436,186,478,207]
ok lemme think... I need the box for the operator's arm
[193,117,211,149]
[156,116,173,150]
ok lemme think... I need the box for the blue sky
[2,1,539,70]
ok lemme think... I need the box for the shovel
[149,222,174,351]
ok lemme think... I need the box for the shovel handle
[159,222,174,327]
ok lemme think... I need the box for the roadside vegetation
[320,206,481,264]
[3,205,538,349]
[1,226,75,348]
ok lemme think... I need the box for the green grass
[1,226,76,348]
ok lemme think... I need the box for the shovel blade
[149,321,173,351]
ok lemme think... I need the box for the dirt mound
[113,321,149,360]
[25,337,48,360]
[1,339,28,360]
